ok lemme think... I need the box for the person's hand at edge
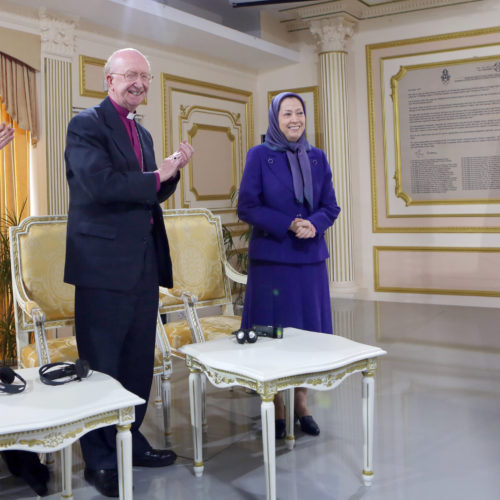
[0,122,15,150]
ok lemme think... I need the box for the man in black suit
[64,48,193,497]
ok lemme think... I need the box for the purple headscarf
[264,92,313,208]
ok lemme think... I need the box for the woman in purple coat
[238,92,341,438]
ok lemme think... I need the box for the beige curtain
[0,52,38,142]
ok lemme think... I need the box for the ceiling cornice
[279,0,483,31]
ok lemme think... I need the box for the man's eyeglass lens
[113,72,153,83]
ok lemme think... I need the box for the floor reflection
[2,298,500,499]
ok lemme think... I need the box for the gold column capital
[309,16,356,53]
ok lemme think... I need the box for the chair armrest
[24,300,46,321]
[224,259,247,285]
[155,311,172,361]
[12,284,43,319]
[159,287,204,343]
[160,286,199,305]
[20,300,50,366]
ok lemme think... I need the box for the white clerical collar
[126,111,136,120]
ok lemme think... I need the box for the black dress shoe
[23,462,50,497]
[275,419,286,439]
[132,448,177,468]
[297,415,320,436]
[84,468,119,497]
[2,451,50,496]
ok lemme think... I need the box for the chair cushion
[20,223,75,321]
[22,338,165,372]
[20,337,79,368]
[163,315,241,357]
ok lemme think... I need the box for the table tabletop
[181,328,386,382]
[0,367,144,435]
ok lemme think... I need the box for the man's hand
[0,122,14,150]
[157,140,194,182]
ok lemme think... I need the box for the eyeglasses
[110,71,153,83]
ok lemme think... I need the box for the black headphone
[39,359,90,386]
[233,328,258,344]
[232,325,284,344]
[0,366,27,394]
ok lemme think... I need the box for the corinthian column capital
[39,7,76,58]
[309,17,356,53]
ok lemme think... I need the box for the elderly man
[64,48,193,497]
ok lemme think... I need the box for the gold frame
[374,245,500,297]
[161,73,253,159]
[161,73,253,209]
[391,54,500,207]
[267,86,322,149]
[79,55,107,99]
[187,123,236,201]
[366,26,500,233]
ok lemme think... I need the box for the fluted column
[310,17,356,292]
[40,9,75,215]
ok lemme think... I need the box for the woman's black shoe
[275,419,286,439]
[296,415,320,436]
[84,468,119,497]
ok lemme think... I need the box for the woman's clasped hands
[289,218,316,239]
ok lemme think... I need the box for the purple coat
[238,144,340,264]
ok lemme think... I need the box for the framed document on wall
[367,27,500,232]
[392,56,500,207]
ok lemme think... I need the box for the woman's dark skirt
[241,259,333,334]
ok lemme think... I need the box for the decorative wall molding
[279,0,482,31]
[39,8,76,58]
[161,73,252,228]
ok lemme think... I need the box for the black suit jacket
[64,97,178,291]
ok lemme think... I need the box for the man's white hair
[104,48,151,76]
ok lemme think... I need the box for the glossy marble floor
[1,298,500,499]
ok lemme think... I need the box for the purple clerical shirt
[109,97,160,191]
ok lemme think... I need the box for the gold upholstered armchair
[9,215,78,368]
[160,207,246,353]
[156,208,247,434]
[9,215,169,412]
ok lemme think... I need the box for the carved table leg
[61,445,72,498]
[189,368,204,477]
[284,387,295,450]
[116,423,133,500]
[362,370,375,486]
[261,396,276,500]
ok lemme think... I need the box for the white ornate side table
[181,328,386,500]
[0,368,144,499]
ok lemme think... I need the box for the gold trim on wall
[161,73,253,210]
[374,245,500,296]
[392,54,500,206]
[187,123,236,201]
[79,55,107,99]
[162,73,253,158]
[366,26,500,233]
[267,86,322,149]
[177,105,242,208]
